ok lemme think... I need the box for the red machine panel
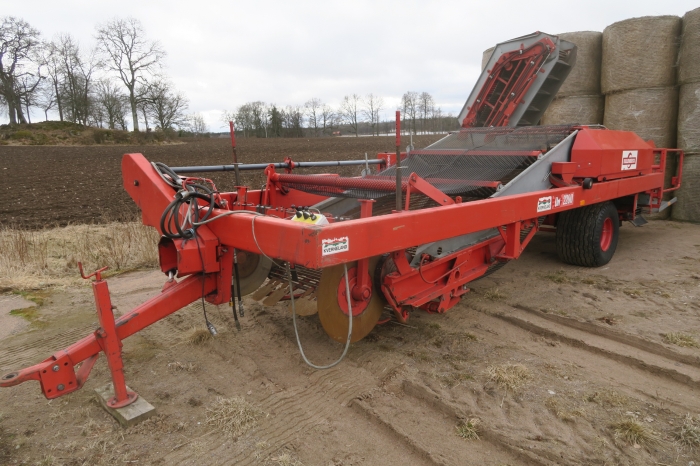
[569,128,654,181]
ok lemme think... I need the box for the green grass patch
[9,307,38,321]
[12,290,49,307]
[456,418,481,440]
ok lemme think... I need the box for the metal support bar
[395,110,402,212]
[1,273,218,397]
[171,159,385,174]
[351,200,375,302]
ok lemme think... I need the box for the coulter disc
[317,256,385,343]
[235,251,273,296]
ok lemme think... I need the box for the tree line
[1,15,462,137]
[0,16,196,133]
[223,91,460,138]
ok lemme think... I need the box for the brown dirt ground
[1,219,699,465]
[0,136,442,228]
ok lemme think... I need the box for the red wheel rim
[600,217,613,252]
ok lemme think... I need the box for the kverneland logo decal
[537,196,552,212]
[322,236,349,255]
[621,150,638,170]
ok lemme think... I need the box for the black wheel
[556,201,620,267]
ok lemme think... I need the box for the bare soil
[1,219,699,465]
[0,136,442,228]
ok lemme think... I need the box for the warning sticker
[537,196,552,212]
[322,237,349,256]
[621,150,638,171]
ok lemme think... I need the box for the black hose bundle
[153,162,220,240]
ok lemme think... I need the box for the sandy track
[0,219,699,465]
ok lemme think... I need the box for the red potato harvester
[0,32,683,411]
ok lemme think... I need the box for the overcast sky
[2,0,698,131]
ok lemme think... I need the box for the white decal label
[322,237,349,256]
[554,193,575,208]
[621,150,638,170]
[537,196,552,212]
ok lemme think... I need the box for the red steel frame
[0,125,683,406]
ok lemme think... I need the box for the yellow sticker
[580,200,586,206]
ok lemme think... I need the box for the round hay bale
[540,95,604,125]
[556,31,602,96]
[678,82,700,151]
[603,87,678,149]
[601,16,681,94]
[481,47,495,71]
[672,153,700,223]
[679,7,700,84]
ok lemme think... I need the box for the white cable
[287,262,352,369]
[190,200,352,368]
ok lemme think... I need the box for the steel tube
[171,159,385,174]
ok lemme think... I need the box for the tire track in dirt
[473,304,700,412]
[0,325,95,372]
[398,380,566,466]
[166,365,378,465]
[351,383,548,466]
[513,303,700,368]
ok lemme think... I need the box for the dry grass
[456,418,481,440]
[436,372,473,388]
[486,363,531,392]
[544,270,570,284]
[674,414,700,449]
[663,332,699,348]
[188,327,213,345]
[167,361,199,373]
[483,288,507,301]
[545,398,586,422]
[584,389,629,407]
[205,397,264,437]
[0,222,159,290]
[610,418,663,447]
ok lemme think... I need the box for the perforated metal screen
[279,125,576,204]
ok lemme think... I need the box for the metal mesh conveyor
[277,125,576,206]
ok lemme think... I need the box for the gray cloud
[3,0,697,129]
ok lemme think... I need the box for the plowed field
[0,135,443,228]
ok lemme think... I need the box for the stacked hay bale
[601,16,681,148]
[481,47,495,71]
[601,16,681,218]
[674,7,700,222]
[540,32,604,125]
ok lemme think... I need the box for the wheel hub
[317,257,386,343]
[336,267,371,316]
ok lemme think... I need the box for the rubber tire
[556,201,620,267]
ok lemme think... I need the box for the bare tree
[36,78,56,121]
[234,103,254,138]
[140,79,188,131]
[0,17,43,125]
[220,109,236,130]
[96,17,164,132]
[304,98,322,137]
[320,104,335,136]
[42,40,63,121]
[401,91,419,135]
[189,113,207,135]
[340,94,361,137]
[362,93,384,136]
[94,79,129,130]
[51,34,99,126]
[250,101,270,138]
[418,92,434,134]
